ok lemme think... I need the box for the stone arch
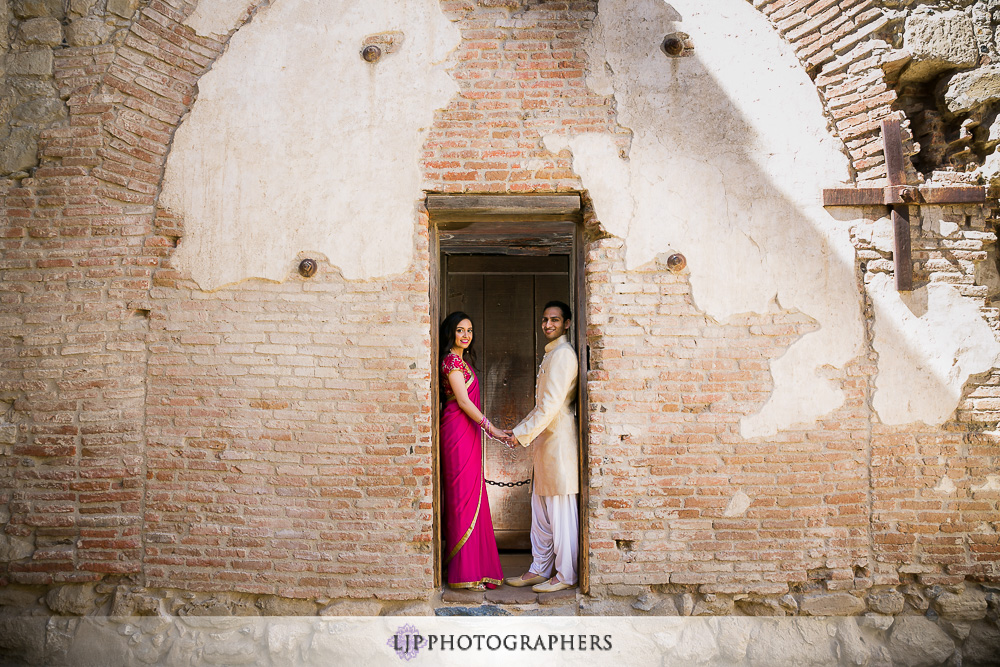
[745,0,901,184]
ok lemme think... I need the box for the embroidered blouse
[441,353,473,399]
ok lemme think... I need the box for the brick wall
[1,0,998,602]
[141,210,434,599]
[584,238,874,593]
[426,0,625,192]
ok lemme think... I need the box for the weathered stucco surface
[557,0,864,437]
[184,0,256,37]
[869,273,1000,426]
[161,0,460,289]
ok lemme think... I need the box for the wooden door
[445,255,570,549]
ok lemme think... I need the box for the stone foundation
[2,581,999,665]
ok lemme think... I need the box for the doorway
[444,254,570,548]
[427,194,589,592]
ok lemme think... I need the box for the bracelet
[478,416,504,442]
[478,415,494,433]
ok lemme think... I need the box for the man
[503,301,579,593]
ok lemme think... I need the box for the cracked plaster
[557,0,864,438]
[161,0,460,289]
[159,0,1000,433]
[184,0,256,37]
[869,273,1000,426]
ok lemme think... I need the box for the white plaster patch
[920,209,963,238]
[852,214,896,254]
[184,0,256,37]
[933,475,956,494]
[972,475,1000,493]
[723,490,751,517]
[562,0,864,437]
[870,273,1000,425]
[162,0,460,290]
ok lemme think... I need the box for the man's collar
[544,334,567,352]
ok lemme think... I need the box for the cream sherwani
[513,335,579,495]
[513,334,579,584]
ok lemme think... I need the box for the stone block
[578,598,633,616]
[255,596,318,616]
[68,0,99,18]
[938,619,971,641]
[7,49,53,77]
[835,619,871,667]
[693,594,734,616]
[648,596,680,616]
[12,96,65,124]
[933,588,988,622]
[0,611,47,664]
[537,588,576,605]
[382,601,434,616]
[940,65,1000,115]
[66,17,111,47]
[799,593,866,616]
[0,533,34,562]
[859,613,894,632]
[867,589,905,615]
[440,588,484,604]
[485,586,536,605]
[715,618,754,663]
[962,620,1000,666]
[888,617,955,667]
[107,0,139,19]
[12,0,64,19]
[900,10,979,84]
[0,127,38,175]
[18,18,62,47]
[318,600,382,616]
[0,2,9,50]
[46,585,98,616]
[735,598,786,616]
[746,620,838,666]
[109,587,162,617]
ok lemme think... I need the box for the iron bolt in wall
[661,33,690,57]
[298,259,318,278]
[667,253,686,272]
[361,45,382,63]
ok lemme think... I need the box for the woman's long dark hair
[439,311,477,370]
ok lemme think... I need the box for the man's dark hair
[543,300,572,321]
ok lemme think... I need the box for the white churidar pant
[526,492,579,585]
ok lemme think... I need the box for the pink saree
[440,354,503,589]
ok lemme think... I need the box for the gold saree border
[447,576,504,590]
[446,478,482,564]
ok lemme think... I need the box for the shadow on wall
[559,0,998,437]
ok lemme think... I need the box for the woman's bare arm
[447,370,506,440]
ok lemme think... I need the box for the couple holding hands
[439,301,579,593]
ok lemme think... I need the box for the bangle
[478,416,502,441]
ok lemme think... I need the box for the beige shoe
[504,572,548,587]
[532,578,574,593]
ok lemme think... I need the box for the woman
[439,311,505,590]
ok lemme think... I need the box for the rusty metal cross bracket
[822,118,986,291]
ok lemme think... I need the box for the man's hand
[501,430,517,449]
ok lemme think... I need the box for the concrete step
[438,552,578,614]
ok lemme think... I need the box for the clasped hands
[494,428,518,449]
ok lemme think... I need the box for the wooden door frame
[426,194,589,594]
